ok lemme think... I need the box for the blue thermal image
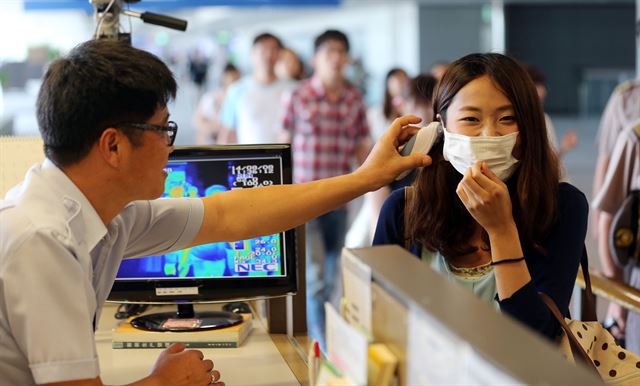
[116,158,284,279]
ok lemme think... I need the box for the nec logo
[235,263,278,273]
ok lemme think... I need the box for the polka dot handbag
[540,255,640,386]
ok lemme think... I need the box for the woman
[373,53,588,339]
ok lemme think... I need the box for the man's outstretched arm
[190,116,431,246]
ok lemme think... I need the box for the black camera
[91,0,187,42]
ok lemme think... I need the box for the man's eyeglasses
[119,121,178,146]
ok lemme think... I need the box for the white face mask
[442,122,520,181]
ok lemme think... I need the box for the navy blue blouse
[372,182,589,339]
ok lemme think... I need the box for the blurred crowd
[187,29,638,354]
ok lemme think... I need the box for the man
[218,33,293,144]
[280,30,371,348]
[192,63,241,145]
[593,79,640,210]
[592,19,640,224]
[0,40,429,386]
[592,119,640,354]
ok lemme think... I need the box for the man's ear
[97,128,125,168]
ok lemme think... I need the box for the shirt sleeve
[597,87,624,156]
[498,183,589,339]
[220,82,241,130]
[3,229,100,384]
[372,188,421,256]
[197,91,217,120]
[123,197,204,258]
[282,87,297,135]
[592,127,638,214]
[355,95,371,142]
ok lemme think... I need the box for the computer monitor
[107,145,297,331]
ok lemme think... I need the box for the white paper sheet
[325,302,368,385]
[406,303,524,385]
[406,303,469,385]
[341,248,373,333]
[461,349,524,385]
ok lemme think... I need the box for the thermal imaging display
[115,155,286,280]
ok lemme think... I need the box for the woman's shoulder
[557,182,589,214]
[381,188,407,214]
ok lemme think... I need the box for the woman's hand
[456,161,515,235]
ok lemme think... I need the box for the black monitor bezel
[107,144,298,304]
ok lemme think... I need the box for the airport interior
[1,0,639,385]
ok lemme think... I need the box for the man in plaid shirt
[281,30,372,349]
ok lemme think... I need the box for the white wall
[0,2,93,61]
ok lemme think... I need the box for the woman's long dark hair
[406,53,560,258]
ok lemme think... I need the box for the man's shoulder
[628,120,640,139]
[614,79,640,95]
[343,81,365,97]
[290,79,315,96]
[0,201,58,259]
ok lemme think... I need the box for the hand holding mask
[456,162,516,234]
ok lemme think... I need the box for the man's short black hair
[314,29,350,53]
[36,39,177,167]
[223,62,239,73]
[252,33,283,48]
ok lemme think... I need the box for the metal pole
[491,0,506,53]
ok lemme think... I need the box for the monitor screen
[108,145,297,306]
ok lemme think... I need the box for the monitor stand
[130,303,243,332]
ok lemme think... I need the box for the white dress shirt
[0,159,203,385]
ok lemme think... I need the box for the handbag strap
[580,248,598,322]
[539,292,599,374]
[403,187,413,250]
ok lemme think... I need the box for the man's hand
[354,115,431,189]
[148,343,224,386]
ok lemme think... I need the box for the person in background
[347,73,438,248]
[525,65,578,158]
[592,78,640,240]
[218,33,294,144]
[346,68,410,248]
[402,73,438,126]
[390,73,439,191]
[0,39,430,386]
[188,48,210,95]
[281,29,371,350]
[192,63,241,145]
[592,119,640,354]
[275,47,305,81]
[374,53,588,341]
[367,68,409,140]
[430,60,450,81]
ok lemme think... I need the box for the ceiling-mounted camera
[91,0,187,43]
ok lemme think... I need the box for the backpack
[609,189,640,268]
[609,124,640,268]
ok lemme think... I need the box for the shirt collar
[310,76,351,101]
[41,159,108,251]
